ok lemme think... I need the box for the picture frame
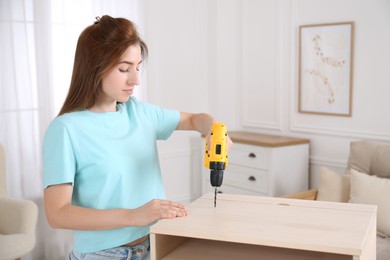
[298,22,354,116]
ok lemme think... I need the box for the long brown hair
[58,15,148,115]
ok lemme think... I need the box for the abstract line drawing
[313,34,346,67]
[305,69,335,104]
[298,22,354,116]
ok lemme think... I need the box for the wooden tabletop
[151,193,376,257]
[228,131,310,147]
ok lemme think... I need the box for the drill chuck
[210,169,224,187]
[209,161,225,187]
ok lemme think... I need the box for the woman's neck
[88,101,117,112]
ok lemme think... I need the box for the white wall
[143,0,390,201]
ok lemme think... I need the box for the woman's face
[100,44,142,107]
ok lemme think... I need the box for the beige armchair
[282,140,390,260]
[0,144,38,260]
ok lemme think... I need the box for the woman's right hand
[133,199,188,226]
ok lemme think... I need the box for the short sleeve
[153,106,180,140]
[43,120,76,188]
[131,99,180,140]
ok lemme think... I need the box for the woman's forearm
[46,204,135,230]
[44,185,187,231]
[177,112,216,136]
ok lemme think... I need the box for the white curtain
[0,0,144,259]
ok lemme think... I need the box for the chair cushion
[0,233,35,259]
[348,141,390,178]
[0,144,6,196]
[371,144,390,178]
[316,167,350,202]
[377,234,390,259]
[349,169,390,236]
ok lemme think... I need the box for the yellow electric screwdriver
[204,123,228,207]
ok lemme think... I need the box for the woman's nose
[127,70,140,86]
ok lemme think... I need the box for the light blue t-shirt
[43,97,180,253]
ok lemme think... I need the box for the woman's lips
[124,89,133,95]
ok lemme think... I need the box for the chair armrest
[280,189,318,200]
[0,197,38,235]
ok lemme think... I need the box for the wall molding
[309,156,346,170]
[290,122,390,141]
[242,120,282,130]
[241,0,282,131]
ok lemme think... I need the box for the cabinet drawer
[229,144,269,169]
[224,165,268,194]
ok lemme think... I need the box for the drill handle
[204,123,228,169]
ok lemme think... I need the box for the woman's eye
[119,68,128,73]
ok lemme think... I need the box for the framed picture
[298,22,354,116]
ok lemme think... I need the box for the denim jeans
[69,237,150,260]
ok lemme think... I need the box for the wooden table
[150,193,376,259]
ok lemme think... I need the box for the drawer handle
[248,152,256,158]
[248,176,256,181]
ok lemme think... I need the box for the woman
[43,15,232,260]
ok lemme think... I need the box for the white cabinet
[202,132,309,197]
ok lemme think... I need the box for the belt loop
[126,247,132,260]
